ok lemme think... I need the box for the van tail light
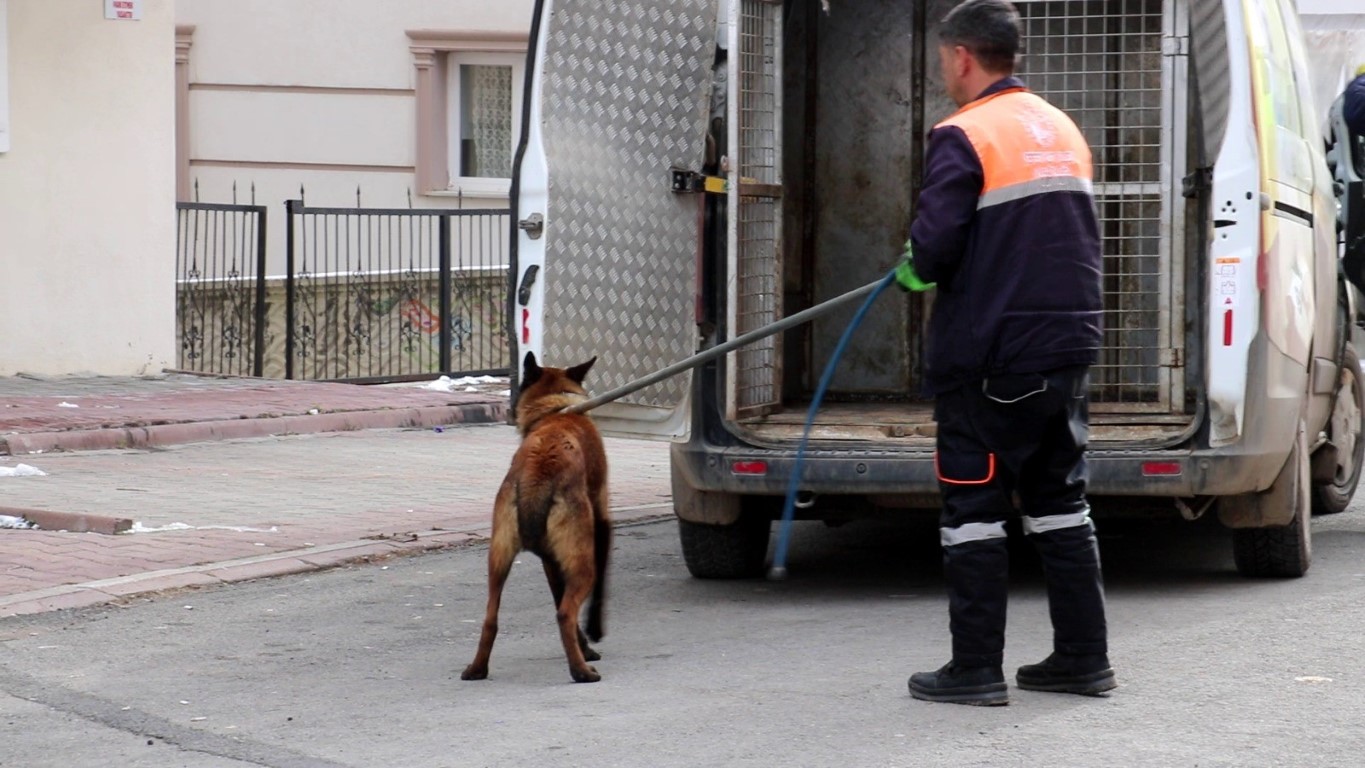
[731,460,768,476]
[1142,461,1182,477]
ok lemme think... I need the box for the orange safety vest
[913,81,1104,394]
[935,87,1094,210]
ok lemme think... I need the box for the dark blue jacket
[911,77,1103,395]
[1345,72,1365,137]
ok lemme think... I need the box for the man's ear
[952,44,973,78]
[566,356,597,385]
[521,351,543,389]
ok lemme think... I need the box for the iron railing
[175,202,269,376]
[283,200,511,382]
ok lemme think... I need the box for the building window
[407,30,528,199]
[1,0,11,154]
[450,52,523,185]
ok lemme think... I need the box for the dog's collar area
[522,392,593,431]
[547,392,590,413]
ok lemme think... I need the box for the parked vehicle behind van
[512,0,1365,579]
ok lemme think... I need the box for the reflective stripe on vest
[936,88,1094,211]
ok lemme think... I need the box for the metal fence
[283,200,511,382]
[174,200,511,382]
[176,202,269,377]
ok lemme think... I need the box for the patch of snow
[422,375,505,393]
[129,522,280,534]
[0,464,47,477]
[57,402,80,408]
[1,515,36,529]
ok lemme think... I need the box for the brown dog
[461,351,611,683]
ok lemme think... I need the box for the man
[896,0,1114,706]
[1344,64,1365,138]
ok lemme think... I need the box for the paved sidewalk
[0,372,507,455]
[0,427,673,618]
[0,372,674,618]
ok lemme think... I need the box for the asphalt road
[3,505,1365,767]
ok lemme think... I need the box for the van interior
[723,0,1205,448]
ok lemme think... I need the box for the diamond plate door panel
[537,0,719,411]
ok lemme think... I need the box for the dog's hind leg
[549,492,601,683]
[542,558,599,662]
[462,489,518,681]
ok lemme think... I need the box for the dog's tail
[586,515,611,642]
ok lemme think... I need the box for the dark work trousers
[932,366,1108,668]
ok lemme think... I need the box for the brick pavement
[0,372,507,455]
[0,374,675,618]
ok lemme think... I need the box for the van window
[1245,0,1302,138]
[1243,0,1318,192]
[1270,0,1323,143]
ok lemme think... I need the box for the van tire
[1232,507,1311,577]
[1312,343,1364,515]
[1233,433,1312,577]
[678,514,771,579]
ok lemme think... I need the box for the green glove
[895,240,935,292]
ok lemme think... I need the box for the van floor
[738,401,1191,444]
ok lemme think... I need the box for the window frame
[406,30,528,199]
[446,51,524,198]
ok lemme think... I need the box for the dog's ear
[566,356,597,385]
[521,351,543,389]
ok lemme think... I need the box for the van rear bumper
[669,440,1289,502]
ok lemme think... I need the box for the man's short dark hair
[940,0,1021,74]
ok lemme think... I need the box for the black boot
[908,662,1008,706]
[1015,652,1116,695]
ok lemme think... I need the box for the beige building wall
[175,0,535,275]
[0,0,176,376]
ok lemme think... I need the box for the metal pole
[284,199,299,380]
[564,275,888,414]
[438,214,453,374]
[252,206,268,377]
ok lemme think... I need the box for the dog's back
[508,410,607,556]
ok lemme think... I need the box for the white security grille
[731,0,784,417]
[1016,0,1183,410]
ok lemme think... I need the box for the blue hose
[768,267,899,580]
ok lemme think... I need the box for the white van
[512,0,1363,578]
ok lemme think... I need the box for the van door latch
[671,168,727,195]
[1182,167,1212,199]
[518,212,544,239]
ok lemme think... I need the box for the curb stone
[0,506,133,535]
[0,401,507,456]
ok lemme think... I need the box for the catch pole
[562,277,886,414]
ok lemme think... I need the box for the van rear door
[513,0,721,439]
